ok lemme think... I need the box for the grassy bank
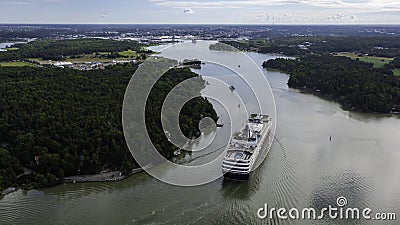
[4,47,19,51]
[118,50,137,58]
[0,61,37,67]
[393,69,400,77]
[336,52,393,68]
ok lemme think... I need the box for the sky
[0,0,399,24]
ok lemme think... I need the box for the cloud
[327,13,356,20]
[183,8,194,13]
[246,11,359,24]
[151,0,283,9]
[150,0,400,10]
[152,0,240,9]
[6,0,66,4]
[45,0,66,2]
[7,1,32,5]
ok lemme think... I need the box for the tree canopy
[264,56,400,113]
[0,64,217,191]
[0,39,142,61]
[223,37,400,58]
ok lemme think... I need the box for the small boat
[229,85,236,91]
[165,131,171,142]
[182,59,201,66]
[174,149,182,156]
[238,65,241,67]
[216,124,224,128]
[2,187,16,195]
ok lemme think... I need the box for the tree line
[0,39,142,61]
[222,37,400,58]
[384,57,400,70]
[0,64,217,191]
[263,55,400,113]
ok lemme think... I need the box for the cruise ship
[222,114,272,180]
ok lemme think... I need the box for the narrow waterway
[1,42,399,225]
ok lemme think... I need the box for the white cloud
[6,0,67,3]
[150,0,400,24]
[150,0,400,10]
[45,0,66,2]
[245,10,360,24]
[7,1,32,5]
[184,8,194,13]
[327,13,356,20]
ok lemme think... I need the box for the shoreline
[1,187,17,197]
[1,167,148,198]
[64,167,145,184]
[264,68,400,115]
[292,86,400,115]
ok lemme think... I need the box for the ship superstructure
[222,114,272,180]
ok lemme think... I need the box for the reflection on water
[1,46,400,225]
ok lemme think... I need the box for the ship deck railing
[222,166,251,173]
[222,160,251,167]
[223,157,251,163]
[222,168,251,174]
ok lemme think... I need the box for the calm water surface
[1,43,400,225]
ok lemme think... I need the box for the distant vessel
[229,85,236,91]
[182,59,201,69]
[222,114,272,180]
[182,59,201,66]
[174,149,182,156]
[165,131,171,142]
[2,187,16,195]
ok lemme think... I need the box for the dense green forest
[384,57,400,70]
[211,40,270,51]
[0,64,217,191]
[263,56,400,113]
[222,37,400,57]
[0,39,143,61]
[261,36,400,56]
[145,68,218,159]
[220,37,400,113]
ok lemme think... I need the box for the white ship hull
[222,114,272,180]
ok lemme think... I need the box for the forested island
[0,39,145,61]
[263,56,400,113]
[0,63,217,192]
[215,36,400,114]
[219,36,400,58]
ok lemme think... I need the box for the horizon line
[1,23,400,26]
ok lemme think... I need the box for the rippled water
[1,43,400,225]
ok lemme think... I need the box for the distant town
[1,24,399,43]
[1,24,399,70]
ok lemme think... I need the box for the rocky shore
[64,168,145,183]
